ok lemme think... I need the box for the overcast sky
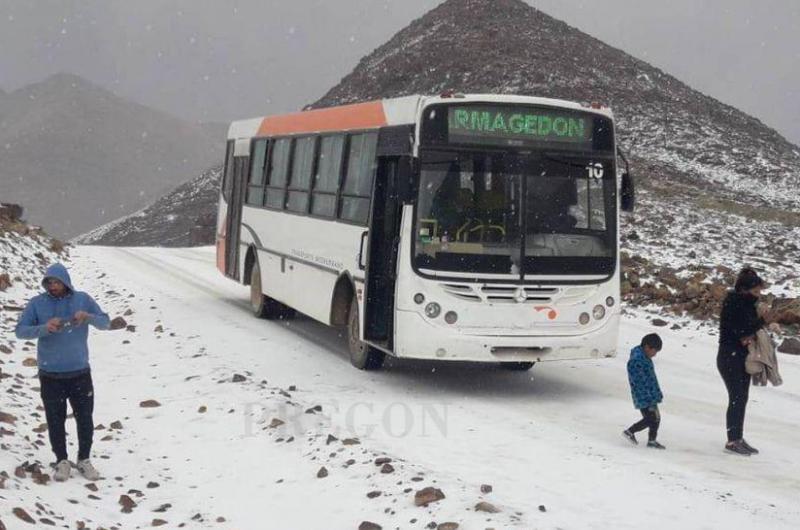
[2,0,799,144]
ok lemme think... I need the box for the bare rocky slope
[80,0,800,337]
[75,166,222,248]
[0,73,225,239]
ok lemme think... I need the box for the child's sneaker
[76,459,100,481]
[647,440,666,450]
[622,429,638,445]
[724,440,751,456]
[53,459,71,482]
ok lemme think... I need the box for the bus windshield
[414,150,616,278]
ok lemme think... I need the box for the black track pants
[39,371,95,462]
[717,348,751,442]
[629,405,660,442]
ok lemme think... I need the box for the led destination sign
[444,105,601,149]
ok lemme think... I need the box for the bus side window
[340,132,378,225]
[222,140,235,201]
[265,138,291,210]
[312,135,344,218]
[246,139,268,206]
[286,136,316,213]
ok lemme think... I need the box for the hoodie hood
[42,263,74,293]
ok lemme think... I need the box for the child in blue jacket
[623,334,666,449]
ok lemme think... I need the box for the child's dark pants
[628,405,660,441]
[39,370,94,462]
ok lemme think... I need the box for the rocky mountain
[0,73,225,239]
[75,166,221,247]
[314,0,800,212]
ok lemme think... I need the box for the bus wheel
[501,362,535,371]
[250,259,284,320]
[347,298,385,370]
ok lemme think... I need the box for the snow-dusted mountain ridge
[315,0,800,211]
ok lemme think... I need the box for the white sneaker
[53,459,72,482]
[76,459,100,481]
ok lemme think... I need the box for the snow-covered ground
[2,246,799,529]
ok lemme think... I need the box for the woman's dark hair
[734,267,765,293]
[641,333,663,351]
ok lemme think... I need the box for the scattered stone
[326,434,338,445]
[147,481,160,489]
[374,457,392,466]
[317,466,328,478]
[123,309,134,316]
[367,490,382,499]
[778,338,800,355]
[359,522,382,530]
[651,318,669,327]
[154,325,164,333]
[232,374,247,383]
[22,358,37,367]
[119,494,137,513]
[268,418,285,428]
[126,325,137,332]
[153,503,172,513]
[139,400,161,408]
[380,463,395,474]
[109,317,128,330]
[216,516,226,523]
[481,484,493,494]
[414,487,445,506]
[0,345,11,354]
[342,438,360,445]
[0,411,17,425]
[0,273,11,291]
[110,420,124,430]
[539,504,547,512]
[305,405,323,414]
[438,523,459,530]
[152,519,168,527]
[12,507,34,524]
[85,483,98,492]
[475,501,501,513]
[198,406,207,413]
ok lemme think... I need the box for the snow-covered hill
[315,0,800,212]
[2,245,799,529]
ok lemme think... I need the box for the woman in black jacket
[717,267,766,456]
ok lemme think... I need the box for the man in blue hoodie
[622,333,666,449]
[15,263,110,481]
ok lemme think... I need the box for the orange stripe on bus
[257,101,387,137]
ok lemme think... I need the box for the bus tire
[250,258,285,320]
[347,298,385,371]
[501,362,535,371]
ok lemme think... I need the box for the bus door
[362,157,402,349]
[225,151,249,280]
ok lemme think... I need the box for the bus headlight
[414,293,425,305]
[425,302,442,319]
[593,305,606,320]
[444,311,458,324]
[606,296,615,307]
[579,312,591,325]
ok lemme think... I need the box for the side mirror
[620,171,635,213]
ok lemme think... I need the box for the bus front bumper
[394,310,620,363]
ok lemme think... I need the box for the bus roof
[227,94,614,140]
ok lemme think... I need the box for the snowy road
[12,246,797,530]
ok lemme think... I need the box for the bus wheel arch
[330,273,356,328]
[243,246,257,286]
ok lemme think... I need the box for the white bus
[216,94,635,370]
